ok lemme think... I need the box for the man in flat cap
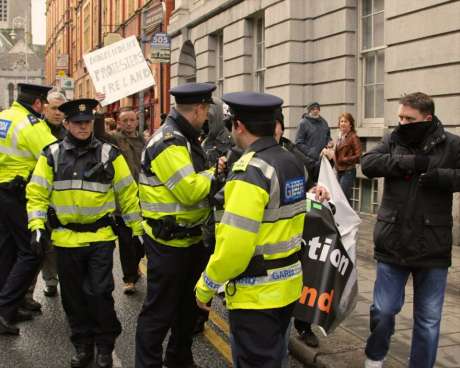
[195,92,329,367]
[135,82,222,368]
[0,83,57,335]
[26,98,143,368]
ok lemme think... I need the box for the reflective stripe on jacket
[0,101,56,183]
[26,136,143,247]
[139,109,214,247]
[196,137,306,310]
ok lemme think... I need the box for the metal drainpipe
[138,7,146,134]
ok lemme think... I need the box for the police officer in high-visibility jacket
[0,83,57,335]
[26,99,143,368]
[135,83,219,368]
[195,92,308,367]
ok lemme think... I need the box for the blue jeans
[337,168,356,204]
[365,262,448,368]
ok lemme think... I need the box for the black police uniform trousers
[55,241,121,352]
[135,236,210,368]
[0,188,42,322]
[228,302,295,368]
[116,216,145,284]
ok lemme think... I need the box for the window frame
[83,3,91,53]
[253,16,265,93]
[358,0,386,126]
[215,31,224,98]
[352,177,379,214]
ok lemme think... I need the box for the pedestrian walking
[135,83,219,368]
[195,92,328,367]
[112,109,145,295]
[295,101,332,183]
[26,98,143,368]
[361,92,460,368]
[0,83,56,335]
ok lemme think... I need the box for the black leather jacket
[361,117,460,268]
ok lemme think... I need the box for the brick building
[45,0,174,130]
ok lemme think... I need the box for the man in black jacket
[295,102,332,182]
[361,92,460,368]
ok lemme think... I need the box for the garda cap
[17,83,53,101]
[58,98,99,122]
[222,92,283,125]
[170,83,216,104]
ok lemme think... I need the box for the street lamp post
[9,16,29,82]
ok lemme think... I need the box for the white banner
[83,35,155,106]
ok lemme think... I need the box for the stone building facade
[0,0,44,110]
[168,0,460,243]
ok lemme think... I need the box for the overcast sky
[31,0,46,45]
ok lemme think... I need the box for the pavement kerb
[289,335,328,368]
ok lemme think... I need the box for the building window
[114,0,121,27]
[93,0,99,48]
[86,78,91,96]
[0,0,7,22]
[352,178,379,214]
[8,83,14,106]
[83,4,91,52]
[361,0,385,120]
[254,17,265,93]
[128,0,135,16]
[216,32,224,97]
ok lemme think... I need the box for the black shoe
[44,285,58,297]
[71,345,94,368]
[192,316,206,336]
[0,316,19,335]
[96,351,113,368]
[300,329,319,348]
[13,309,34,323]
[164,358,201,368]
[21,298,42,312]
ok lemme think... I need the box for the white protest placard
[83,35,155,106]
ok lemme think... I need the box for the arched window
[8,83,14,106]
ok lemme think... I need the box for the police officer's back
[0,83,56,335]
[135,83,218,368]
[195,92,307,367]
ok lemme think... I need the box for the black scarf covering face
[395,121,434,147]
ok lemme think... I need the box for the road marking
[138,258,233,365]
[209,310,230,336]
[113,351,122,368]
[139,258,147,275]
[203,324,232,365]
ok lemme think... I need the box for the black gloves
[30,229,49,258]
[414,155,429,173]
[418,169,439,188]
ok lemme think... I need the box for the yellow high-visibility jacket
[139,109,214,247]
[0,101,56,183]
[196,137,307,310]
[26,136,143,247]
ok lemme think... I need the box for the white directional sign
[83,35,155,106]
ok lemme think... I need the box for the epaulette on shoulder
[232,151,256,172]
[27,114,40,125]
[162,126,176,142]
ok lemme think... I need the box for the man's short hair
[175,103,200,113]
[118,108,136,119]
[47,90,67,103]
[399,92,435,116]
